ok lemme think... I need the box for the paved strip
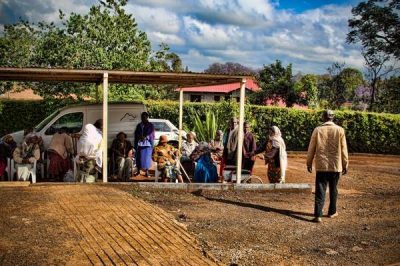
[0,185,218,265]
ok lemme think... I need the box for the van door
[42,112,84,148]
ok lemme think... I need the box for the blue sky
[0,0,365,74]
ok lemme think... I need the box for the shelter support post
[102,72,108,183]
[178,88,184,150]
[236,79,246,184]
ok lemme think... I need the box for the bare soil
[131,154,400,265]
[0,154,398,265]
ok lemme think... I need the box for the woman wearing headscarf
[76,119,103,183]
[134,112,155,177]
[257,126,287,183]
[47,127,73,181]
[190,142,218,183]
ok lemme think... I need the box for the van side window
[45,112,84,135]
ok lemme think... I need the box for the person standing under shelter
[222,117,239,165]
[242,122,257,174]
[307,110,348,223]
[134,112,155,177]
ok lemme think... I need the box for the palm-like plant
[191,110,218,142]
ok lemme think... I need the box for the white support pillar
[178,88,184,150]
[102,73,109,183]
[236,79,246,184]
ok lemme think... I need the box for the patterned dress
[264,140,282,183]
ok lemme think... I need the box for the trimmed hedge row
[147,100,400,154]
[1,100,399,154]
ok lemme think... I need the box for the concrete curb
[0,181,30,187]
[135,182,312,192]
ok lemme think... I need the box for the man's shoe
[329,212,338,218]
[312,217,322,223]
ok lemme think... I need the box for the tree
[318,63,365,109]
[362,50,395,110]
[294,74,318,108]
[377,76,400,113]
[0,0,182,101]
[204,62,257,75]
[256,60,297,107]
[347,0,400,60]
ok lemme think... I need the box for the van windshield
[34,110,60,132]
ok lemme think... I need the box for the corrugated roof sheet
[178,79,260,93]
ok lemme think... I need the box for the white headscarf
[77,124,103,167]
[269,126,287,183]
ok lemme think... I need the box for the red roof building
[178,79,260,102]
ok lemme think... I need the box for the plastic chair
[11,159,37,183]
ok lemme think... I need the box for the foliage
[256,60,297,107]
[294,74,319,109]
[0,0,182,101]
[146,101,400,154]
[347,0,400,60]
[204,62,257,76]
[189,110,218,142]
[2,100,399,154]
[376,76,400,113]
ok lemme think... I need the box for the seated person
[0,135,16,181]
[209,130,224,162]
[180,131,198,177]
[76,119,103,183]
[12,133,41,181]
[110,132,136,181]
[152,135,183,183]
[47,127,73,181]
[190,142,218,183]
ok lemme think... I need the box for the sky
[0,0,365,74]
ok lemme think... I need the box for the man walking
[307,110,348,223]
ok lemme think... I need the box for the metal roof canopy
[0,67,250,184]
[0,67,251,87]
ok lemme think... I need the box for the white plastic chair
[11,159,37,183]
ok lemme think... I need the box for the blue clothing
[134,121,155,170]
[194,155,218,183]
[137,146,153,170]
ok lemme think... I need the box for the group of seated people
[152,131,223,183]
[1,115,286,185]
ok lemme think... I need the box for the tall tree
[347,0,400,60]
[377,76,400,113]
[204,62,256,75]
[257,60,297,107]
[0,0,181,101]
[363,50,395,110]
[294,74,319,109]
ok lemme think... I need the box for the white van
[9,103,147,149]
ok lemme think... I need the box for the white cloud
[183,16,244,49]
[126,4,181,34]
[0,0,365,74]
[147,32,185,45]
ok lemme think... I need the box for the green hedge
[1,100,399,154]
[147,100,400,154]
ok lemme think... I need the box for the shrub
[1,99,399,154]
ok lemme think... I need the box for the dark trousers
[314,172,340,217]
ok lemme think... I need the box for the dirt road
[0,154,399,265]
[133,154,400,265]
